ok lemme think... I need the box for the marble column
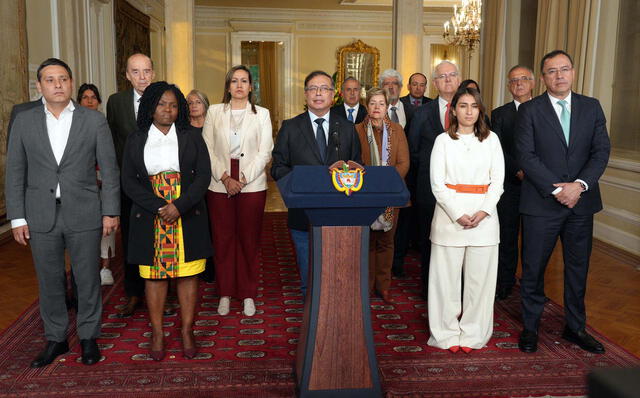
[392,0,424,94]
[0,0,29,220]
[165,0,194,94]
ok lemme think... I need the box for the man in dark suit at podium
[516,50,610,354]
[331,77,367,124]
[271,70,361,296]
[106,53,155,317]
[491,65,535,300]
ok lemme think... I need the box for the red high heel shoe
[448,345,460,353]
[461,346,473,354]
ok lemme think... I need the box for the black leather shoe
[495,286,512,301]
[117,296,141,318]
[30,340,69,368]
[80,339,101,365]
[562,327,605,354]
[519,329,538,353]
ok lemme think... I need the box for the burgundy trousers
[207,160,266,299]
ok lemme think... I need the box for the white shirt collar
[438,96,449,108]
[149,122,177,138]
[42,97,75,117]
[547,91,572,106]
[308,110,330,124]
[344,102,359,112]
[133,89,142,103]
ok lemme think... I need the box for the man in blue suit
[516,50,610,354]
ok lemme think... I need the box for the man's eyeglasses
[543,66,572,76]
[508,76,534,84]
[434,72,459,80]
[305,86,334,94]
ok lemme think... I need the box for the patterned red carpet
[0,212,637,397]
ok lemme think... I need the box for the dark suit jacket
[7,99,42,149]
[271,111,362,230]
[491,101,521,186]
[5,102,120,232]
[107,88,137,167]
[400,94,432,109]
[515,92,610,216]
[121,125,212,265]
[330,103,367,124]
[407,100,444,206]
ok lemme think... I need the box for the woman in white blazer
[427,87,504,353]
[202,65,273,317]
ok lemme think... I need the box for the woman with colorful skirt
[122,81,212,360]
[202,65,273,317]
[427,87,504,353]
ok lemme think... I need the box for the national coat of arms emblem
[330,161,365,196]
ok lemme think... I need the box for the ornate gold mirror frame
[336,40,380,92]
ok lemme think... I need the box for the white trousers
[427,243,498,349]
[100,232,116,259]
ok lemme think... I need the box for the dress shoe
[80,339,101,365]
[149,348,165,361]
[117,295,141,318]
[217,296,230,316]
[461,346,473,354]
[562,327,605,354]
[448,345,460,353]
[181,329,198,359]
[495,286,512,301]
[380,290,395,304]
[243,298,256,317]
[30,340,69,368]
[519,329,538,353]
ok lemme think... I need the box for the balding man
[106,53,155,317]
[491,65,535,301]
[400,72,432,109]
[408,60,461,298]
[331,77,367,124]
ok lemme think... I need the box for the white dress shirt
[387,100,407,128]
[514,99,522,111]
[343,103,360,121]
[11,99,75,228]
[308,110,330,145]
[229,109,244,159]
[438,96,449,129]
[144,123,180,175]
[133,90,142,119]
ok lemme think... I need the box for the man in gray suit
[106,53,155,317]
[5,58,120,367]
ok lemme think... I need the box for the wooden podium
[277,166,409,398]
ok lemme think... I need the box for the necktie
[347,108,354,122]
[558,99,570,144]
[314,118,327,160]
[390,106,399,123]
[444,103,451,130]
[413,98,420,107]
[135,98,140,119]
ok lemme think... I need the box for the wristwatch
[578,181,587,191]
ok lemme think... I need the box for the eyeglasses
[508,76,534,84]
[305,86,334,93]
[434,71,459,80]
[543,66,572,76]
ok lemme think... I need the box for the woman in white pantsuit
[427,87,504,353]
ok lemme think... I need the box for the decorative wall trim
[295,22,391,32]
[600,174,640,193]
[608,157,640,172]
[50,0,60,58]
[601,206,640,227]
[594,220,640,257]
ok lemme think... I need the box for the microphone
[332,121,340,156]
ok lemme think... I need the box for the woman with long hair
[121,81,212,360]
[202,65,273,317]
[427,87,504,353]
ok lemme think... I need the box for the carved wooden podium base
[295,226,381,398]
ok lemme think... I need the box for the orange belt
[446,183,489,194]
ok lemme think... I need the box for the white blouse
[429,131,505,246]
[144,123,180,175]
[229,109,245,159]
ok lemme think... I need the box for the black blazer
[407,100,443,206]
[271,111,362,230]
[399,94,432,109]
[516,92,610,216]
[107,88,138,167]
[121,126,213,265]
[331,103,367,124]
[491,101,521,186]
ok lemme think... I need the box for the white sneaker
[100,268,114,286]
[217,296,230,316]
[243,298,256,317]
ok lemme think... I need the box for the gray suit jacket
[5,102,120,232]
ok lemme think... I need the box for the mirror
[336,40,380,92]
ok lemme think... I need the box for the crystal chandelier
[443,0,482,52]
